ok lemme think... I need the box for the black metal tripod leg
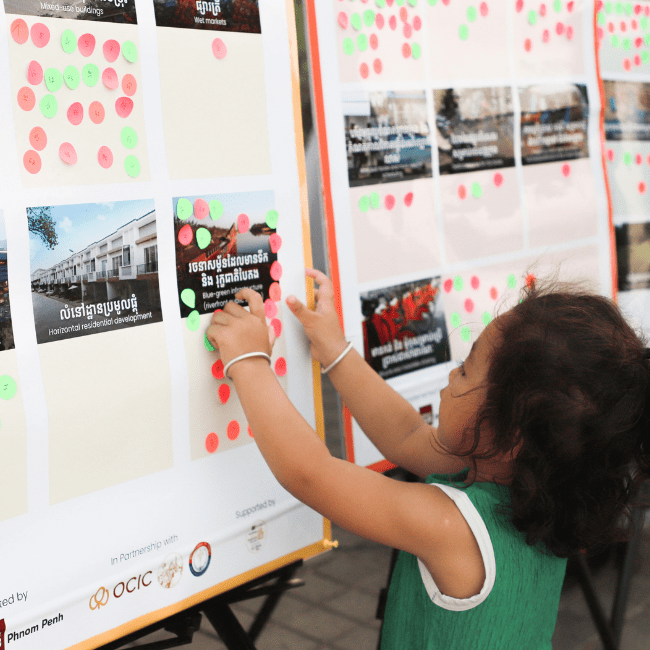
[203,601,259,650]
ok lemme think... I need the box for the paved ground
[125,377,650,650]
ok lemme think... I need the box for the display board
[598,0,650,336]
[0,1,329,649]
[306,0,615,468]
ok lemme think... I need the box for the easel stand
[96,560,304,650]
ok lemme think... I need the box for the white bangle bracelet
[321,341,354,374]
[224,352,272,380]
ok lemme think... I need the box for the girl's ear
[510,435,524,459]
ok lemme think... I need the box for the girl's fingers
[236,288,265,321]
[211,310,229,326]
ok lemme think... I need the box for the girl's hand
[206,288,275,367]
[286,268,348,367]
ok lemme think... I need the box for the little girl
[206,268,650,649]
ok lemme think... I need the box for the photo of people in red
[360,277,449,379]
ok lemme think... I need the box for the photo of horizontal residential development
[29,200,162,344]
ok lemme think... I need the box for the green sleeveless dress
[381,469,567,649]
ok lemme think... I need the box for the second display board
[307,0,614,468]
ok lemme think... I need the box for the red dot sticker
[562,163,571,177]
[389,15,397,29]
[634,54,641,66]
[122,74,137,96]
[525,273,536,288]
[360,62,369,78]
[636,154,643,165]
[11,19,29,44]
[274,357,287,377]
[67,102,83,126]
[373,58,383,73]
[103,39,120,62]
[404,192,414,207]
[556,21,565,35]
[218,384,230,404]
[370,33,379,49]
[178,224,193,246]
[464,299,474,313]
[400,6,408,21]
[194,198,209,220]
[542,29,550,43]
[338,11,348,28]
[17,87,35,111]
[624,58,632,71]
[444,279,453,293]
[271,318,282,338]
[97,145,113,169]
[264,299,278,319]
[639,181,647,194]
[376,13,385,28]
[270,261,283,281]
[516,0,524,11]
[205,432,219,453]
[27,60,43,85]
[540,3,547,17]
[227,421,240,441]
[403,23,412,38]
[384,194,395,209]
[23,150,41,174]
[237,213,250,233]
[458,184,467,199]
[29,126,47,151]
[607,148,614,161]
[402,42,411,57]
[471,275,480,290]
[89,101,105,124]
[211,360,225,379]
[480,2,488,16]
[78,33,95,56]
[102,67,119,90]
[212,38,227,59]
[269,233,282,253]
[269,282,281,302]
[115,97,134,118]
[59,142,77,165]
[414,15,422,29]
[566,25,574,40]
[490,286,498,300]
[31,23,50,48]
[524,38,532,51]
[493,172,503,187]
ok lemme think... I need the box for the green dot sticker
[357,33,368,51]
[597,12,605,25]
[351,13,362,30]
[554,0,562,11]
[181,288,196,308]
[121,126,138,149]
[640,16,648,29]
[412,42,421,59]
[44,68,63,92]
[266,209,279,229]
[624,151,632,165]
[122,40,138,63]
[450,312,461,328]
[408,0,417,5]
[482,311,492,326]
[623,37,632,50]
[615,1,623,13]
[507,273,517,289]
[359,195,370,212]
[605,1,612,12]
[611,34,620,47]
[460,326,471,342]
[196,227,211,249]
[61,29,76,53]
[396,0,405,5]
[645,33,650,46]
[642,51,649,64]
[454,275,463,292]
[370,192,380,209]
[82,63,99,87]
[63,65,80,89]
[364,9,375,26]
[528,10,537,25]
[343,37,354,55]
[376,0,386,6]
[428,0,438,5]
[204,333,216,352]
[624,1,633,15]
[467,6,477,22]
[0,375,17,401]
[124,155,140,178]
[177,198,193,220]
[187,310,200,331]
[40,94,58,118]
[459,24,469,40]
[471,182,482,198]
[209,199,224,220]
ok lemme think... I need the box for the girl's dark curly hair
[463,280,650,558]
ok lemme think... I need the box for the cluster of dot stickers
[11,18,141,177]
[457,171,505,200]
[606,148,650,193]
[516,0,576,52]
[597,1,650,70]
[337,0,424,79]
[428,0,491,41]
[358,189,414,211]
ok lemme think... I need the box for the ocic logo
[89,572,152,611]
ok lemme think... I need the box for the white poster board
[0,1,329,649]
[307,0,614,469]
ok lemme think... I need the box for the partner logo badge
[89,587,109,610]
[157,554,183,588]
[189,542,211,577]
